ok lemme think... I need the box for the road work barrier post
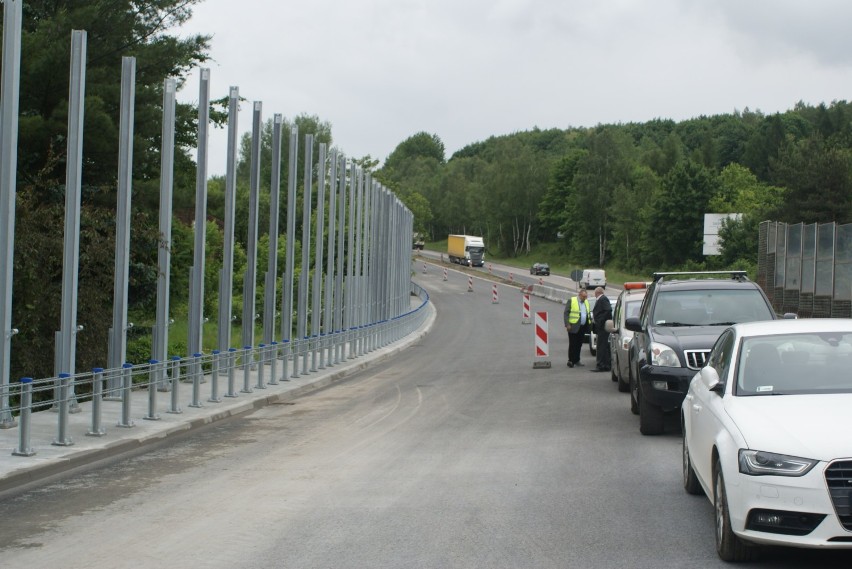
[522,294,531,324]
[467,276,473,292]
[423,262,427,274]
[533,311,551,369]
[492,283,499,304]
[13,378,36,456]
[539,277,544,286]
[509,273,514,283]
[443,268,447,281]
[489,263,493,274]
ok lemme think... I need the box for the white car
[682,318,852,561]
[605,282,647,392]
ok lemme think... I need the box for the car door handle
[685,394,701,413]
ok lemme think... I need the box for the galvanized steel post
[188,68,210,357]
[117,363,135,428]
[241,346,253,393]
[53,373,73,446]
[87,368,106,436]
[153,78,176,380]
[268,341,279,385]
[12,378,35,456]
[168,356,182,414]
[55,31,87,415]
[209,350,222,402]
[255,344,266,390]
[218,87,239,354]
[189,353,203,408]
[225,348,238,398]
[144,360,160,420]
[242,102,262,360]
[0,0,23,428]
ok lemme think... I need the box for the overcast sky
[177,0,852,175]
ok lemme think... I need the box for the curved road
[0,271,848,568]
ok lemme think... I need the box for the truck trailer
[447,235,485,267]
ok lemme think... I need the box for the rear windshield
[737,332,852,395]
[652,289,772,326]
[624,299,642,319]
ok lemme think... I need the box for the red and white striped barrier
[423,262,427,274]
[491,283,499,304]
[442,267,448,281]
[467,275,473,292]
[509,273,514,283]
[538,277,543,286]
[488,263,493,274]
[533,311,551,368]
[522,293,531,324]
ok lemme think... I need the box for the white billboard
[703,213,742,255]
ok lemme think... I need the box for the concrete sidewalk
[0,303,436,495]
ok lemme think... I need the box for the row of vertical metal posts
[11,281,429,456]
[0,9,417,428]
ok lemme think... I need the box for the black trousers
[595,328,611,370]
[568,324,588,364]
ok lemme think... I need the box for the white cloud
[177,0,852,175]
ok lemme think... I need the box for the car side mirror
[782,312,797,319]
[604,319,615,333]
[699,366,723,394]
[625,316,642,333]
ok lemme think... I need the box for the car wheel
[682,428,703,495]
[639,388,664,435]
[617,368,629,393]
[714,459,755,562]
[629,370,639,415]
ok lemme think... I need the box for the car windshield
[736,332,852,395]
[652,289,773,326]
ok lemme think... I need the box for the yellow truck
[447,234,485,267]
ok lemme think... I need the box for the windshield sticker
[756,385,774,392]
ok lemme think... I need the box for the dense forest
[375,104,852,276]
[5,1,852,380]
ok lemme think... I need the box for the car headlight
[649,342,679,367]
[738,450,818,477]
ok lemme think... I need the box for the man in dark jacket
[591,287,612,372]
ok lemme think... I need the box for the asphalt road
[0,270,849,568]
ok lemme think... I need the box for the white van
[579,269,606,290]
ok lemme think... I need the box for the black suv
[624,271,780,435]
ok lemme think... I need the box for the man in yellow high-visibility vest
[563,289,591,368]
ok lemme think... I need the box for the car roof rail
[651,270,749,283]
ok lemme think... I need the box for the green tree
[568,128,635,265]
[645,160,719,267]
[9,0,211,379]
[771,133,852,224]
